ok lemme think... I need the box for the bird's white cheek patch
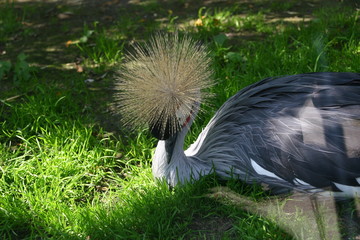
[176,106,187,126]
[176,104,194,128]
[250,159,283,180]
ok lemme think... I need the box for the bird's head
[115,32,213,140]
[150,101,201,140]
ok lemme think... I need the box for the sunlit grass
[75,22,125,68]
[0,1,359,239]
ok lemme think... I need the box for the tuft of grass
[268,0,297,12]
[1,86,123,238]
[194,7,272,36]
[0,1,23,43]
[75,22,125,68]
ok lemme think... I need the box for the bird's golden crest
[116,32,213,139]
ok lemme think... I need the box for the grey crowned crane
[151,71,360,196]
[117,33,360,196]
[116,33,360,236]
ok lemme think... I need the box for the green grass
[194,6,271,36]
[0,1,359,239]
[0,1,23,43]
[75,22,125,68]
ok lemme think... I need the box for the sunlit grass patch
[75,22,125,68]
[192,7,273,36]
[0,87,127,238]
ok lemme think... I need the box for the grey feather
[154,72,360,196]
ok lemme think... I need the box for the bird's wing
[249,73,360,194]
[194,72,360,194]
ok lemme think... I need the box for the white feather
[250,159,283,181]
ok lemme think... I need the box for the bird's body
[117,33,360,197]
[153,72,360,196]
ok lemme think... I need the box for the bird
[116,32,360,197]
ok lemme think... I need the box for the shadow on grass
[2,0,358,66]
[73,176,294,240]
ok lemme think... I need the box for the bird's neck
[152,102,212,186]
[152,124,189,184]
